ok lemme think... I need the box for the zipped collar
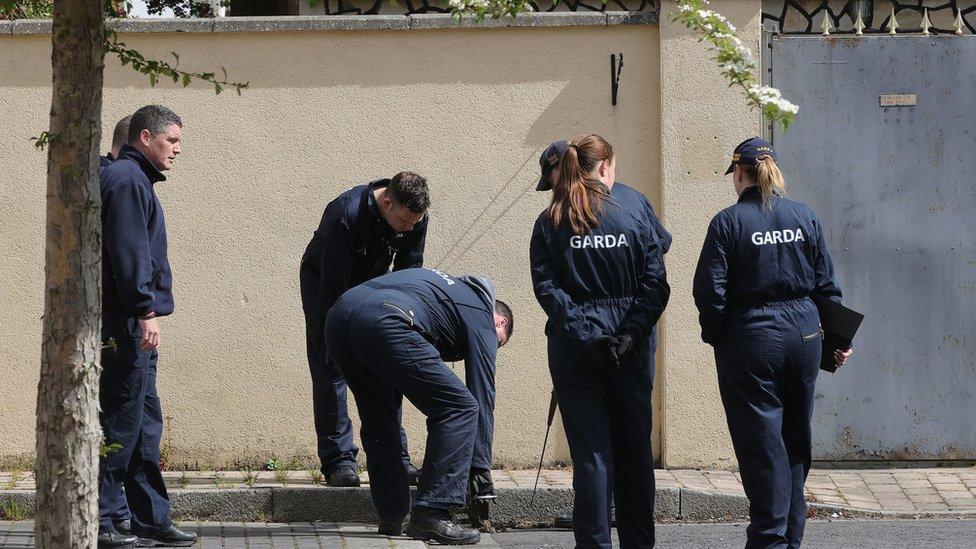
[117,144,166,184]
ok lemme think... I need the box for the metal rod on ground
[530,390,559,506]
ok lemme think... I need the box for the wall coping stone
[6,12,658,35]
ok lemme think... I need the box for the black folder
[812,294,865,373]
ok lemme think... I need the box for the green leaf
[100,442,124,458]
[182,74,192,87]
[214,82,223,95]
[149,72,158,87]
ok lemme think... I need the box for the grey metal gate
[770,36,976,460]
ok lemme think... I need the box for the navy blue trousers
[549,330,656,549]
[325,286,479,520]
[98,316,172,533]
[300,266,410,475]
[715,299,822,549]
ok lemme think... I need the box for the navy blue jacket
[100,144,173,318]
[364,268,498,470]
[693,186,843,345]
[530,182,671,344]
[99,153,114,169]
[303,180,428,327]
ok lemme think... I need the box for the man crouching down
[325,267,513,545]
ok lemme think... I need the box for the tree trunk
[35,1,105,547]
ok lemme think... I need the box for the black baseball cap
[537,140,570,191]
[725,137,776,175]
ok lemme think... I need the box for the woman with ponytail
[530,134,671,548]
[693,137,852,548]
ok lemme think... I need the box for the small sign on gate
[880,93,918,107]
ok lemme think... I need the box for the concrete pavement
[3,467,976,524]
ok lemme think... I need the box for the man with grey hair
[98,104,196,547]
[100,115,132,168]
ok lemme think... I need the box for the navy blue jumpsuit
[99,144,175,533]
[693,186,842,549]
[300,180,427,475]
[530,182,671,549]
[324,268,498,520]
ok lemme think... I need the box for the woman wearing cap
[530,134,671,548]
[693,137,853,548]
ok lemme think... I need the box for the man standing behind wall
[98,105,196,547]
[300,173,430,486]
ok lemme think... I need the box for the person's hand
[586,335,620,372]
[139,317,160,351]
[614,332,638,363]
[834,347,853,368]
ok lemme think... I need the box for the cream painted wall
[0,24,668,468]
[659,0,762,468]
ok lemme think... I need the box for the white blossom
[748,85,800,114]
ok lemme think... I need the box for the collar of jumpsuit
[738,185,762,203]
[366,179,386,218]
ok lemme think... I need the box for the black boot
[133,524,197,547]
[406,462,421,486]
[406,506,481,545]
[97,530,138,548]
[326,465,361,487]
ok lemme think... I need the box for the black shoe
[406,506,481,545]
[133,524,197,547]
[97,531,138,548]
[406,462,421,486]
[378,516,407,536]
[326,465,361,487]
[113,521,158,547]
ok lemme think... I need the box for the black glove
[469,468,495,499]
[586,335,620,372]
[613,332,639,363]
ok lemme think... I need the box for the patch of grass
[242,470,259,487]
[212,472,234,489]
[306,469,323,485]
[266,456,292,486]
[1,499,28,521]
[274,468,291,486]
[3,466,26,490]
[238,452,261,487]
[177,472,190,489]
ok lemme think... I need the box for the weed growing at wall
[0,498,29,521]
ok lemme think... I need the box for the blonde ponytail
[755,155,786,211]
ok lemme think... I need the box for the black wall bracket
[611,53,624,106]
